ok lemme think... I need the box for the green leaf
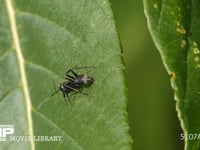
[144,0,200,149]
[0,0,132,149]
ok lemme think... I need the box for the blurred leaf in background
[144,0,200,149]
[110,0,184,149]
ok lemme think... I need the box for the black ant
[60,67,94,104]
[37,66,94,109]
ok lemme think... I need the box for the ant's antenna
[37,80,59,110]
[71,66,96,70]
[70,66,96,74]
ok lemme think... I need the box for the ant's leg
[78,88,88,96]
[65,74,75,81]
[66,66,95,77]
[66,94,72,106]
[71,91,88,97]
[63,92,72,106]
[63,93,68,107]
[66,66,95,76]
[67,87,89,99]
[66,69,78,77]
[65,77,74,82]
[66,86,88,96]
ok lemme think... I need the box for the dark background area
[110,0,184,149]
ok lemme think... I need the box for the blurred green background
[110,0,184,150]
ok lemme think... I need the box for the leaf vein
[18,11,91,48]
[0,48,13,60]
[0,86,20,104]
[32,109,84,150]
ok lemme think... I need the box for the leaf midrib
[5,0,35,149]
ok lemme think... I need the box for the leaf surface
[0,0,132,149]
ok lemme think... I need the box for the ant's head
[82,75,94,86]
[59,84,66,92]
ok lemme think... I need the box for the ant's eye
[60,85,64,90]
